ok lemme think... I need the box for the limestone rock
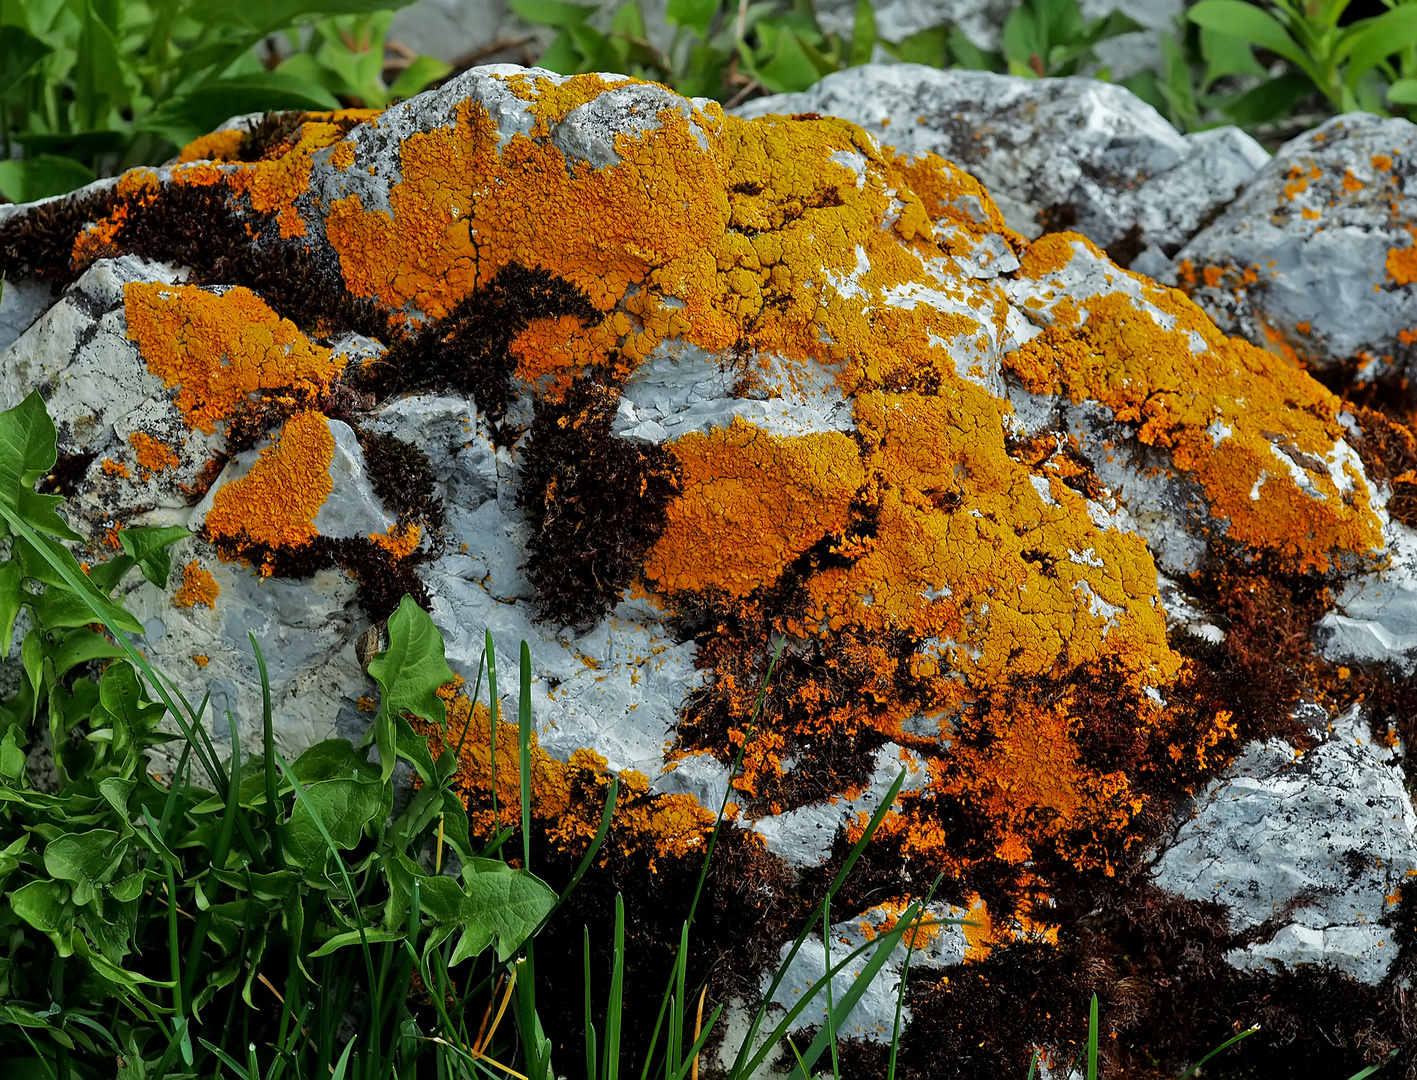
[1175,112,1417,380]
[733,64,1268,256]
[0,65,1409,1072]
[1152,705,1417,984]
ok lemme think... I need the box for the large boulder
[0,66,1412,1075]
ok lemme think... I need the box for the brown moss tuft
[356,430,445,532]
[518,376,680,626]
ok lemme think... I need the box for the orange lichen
[644,419,865,598]
[1343,169,1365,193]
[192,654,210,667]
[1005,234,1381,573]
[1388,243,1417,286]
[124,283,344,432]
[129,432,180,473]
[176,129,246,164]
[369,522,422,558]
[1374,153,1394,171]
[204,410,335,549]
[101,458,129,478]
[173,561,220,609]
[410,680,717,867]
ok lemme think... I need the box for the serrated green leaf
[117,525,190,589]
[452,862,556,962]
[45,828,126,906]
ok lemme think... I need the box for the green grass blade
[585,927,599,1080]
[1179,1024,1258,1080]
[274,750,378,1065]
[486,630,499,828]
[1346,1050,1399,1080]
[887,877,941,1080]
[605,894,626,1080]
[1087,994,1098,1080]
[541,777,618,929]
[519,639,532,870]
[249,633,284,866]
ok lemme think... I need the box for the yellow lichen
[173,561,220,609]
[124,283,344,433]
[176,129,246,164]
[204,410,335,549]
[129,432,181,474]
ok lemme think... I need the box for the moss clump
[358,263,602,432]
[356,430,444,532]
[517,376,679,626]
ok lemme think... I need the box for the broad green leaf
[80,893,136,958]
[1188,1,1312,74]
[387,54,452,100]
[1340,6,1417,88]
[117,525,190,589]
[754,29,822,94]
[202,0,417,33]
[21,632,42,719]
[665,0,719,38]
[367,595,454,742]
[282,776,387,866]
[72,2,126,130]
[506,0,598,29]
[84,553,136,595]
[0,25,51,97]
[535,30,584,73]
[0,558,20,654]
[610,1,646,39]
[212,866,301,900]
[0,1006,75,1050]
[139,73,341,147]
[10,878,75,954]
[1389,77,1417,103]
[0,392,79,539]
[45,828,126,905]
[49,627,122,681]
[452,861,556,962]
[850,0,877,66]
[887,25,949,67]
[308,926,404,958]
[110,871,146,903]
[0,728,25,781]
[7,526,144,634]
[290,738,358,781]
[1200,26,1266,87]
[1221,70,1314,125]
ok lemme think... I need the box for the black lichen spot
[357,430,445,532]
[359,263,601,431]
[517,376,679,627]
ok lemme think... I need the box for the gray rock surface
[1152,705,1417,984]
[733,64,1268,254]
[1175,112,1417,378]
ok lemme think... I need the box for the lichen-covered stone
[1175,112,1417,381]
[734,64,1268,258]
[0,65,1412,1076]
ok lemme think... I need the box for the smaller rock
[1152,704,1417,985]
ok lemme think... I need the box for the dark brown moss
[0,187,118,285]
[355,430,445,532]
[517,375,680,626]
[1103,222,1147,269]
[357,263,601,432]
[37,451,98,498]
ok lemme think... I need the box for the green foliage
[0,392,558,1077]
[0,0,450,204]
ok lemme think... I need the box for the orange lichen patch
[1301,207,1321,221]
[1343,169,1365,193]
[123,283,344,432]
[1388,243,1417,286]
[357,694,377,712]
[890,151,1025,253]
[224,120,350,239]
[176,129,246,164]
[1374,154,1394,171]
[192,654,210,667]
[101,458,129,478]
[204,410,335,549]
[500,71,648,136]
[410,680,717,867]
[369,522,421,558]
[644,418,865,598]
[1005,237,1383,572]
[173,561,220,609]
[1201,264,1224,288]
[70,203,129,268]
[129,432,180,473]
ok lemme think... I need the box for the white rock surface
[1176,112,1417,377]
[734,64,1268,254]
[1152,705,1417,985]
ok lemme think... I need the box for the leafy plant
[1187,0,1417,124]
[999,0,1141,78]
[0,0,448,204]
